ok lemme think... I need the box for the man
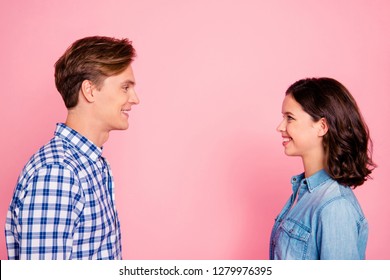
[5,36,139,259]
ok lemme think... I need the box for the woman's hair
[286,77,376,188]
[55,36,136,108]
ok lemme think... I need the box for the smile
[121,109,130,117]
[282,137,292,146]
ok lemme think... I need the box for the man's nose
[130,90,140,105]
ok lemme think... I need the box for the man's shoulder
[24,135,80,174]
[11,134,91,197]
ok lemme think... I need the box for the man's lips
[121,108,131,117]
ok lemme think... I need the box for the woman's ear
[318,117,329,137]
[80,80,95,103]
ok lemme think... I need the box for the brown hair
[54,36,136,108]
[286,77,376,188]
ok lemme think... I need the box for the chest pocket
[279,218,311,259]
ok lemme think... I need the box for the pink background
[1,0,389,260]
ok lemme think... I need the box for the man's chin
[111,122,129,131]
[120,123,130,130]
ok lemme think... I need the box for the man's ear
[318,117,329,137]
[80,80,95,103]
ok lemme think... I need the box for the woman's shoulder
[314,180,365,220]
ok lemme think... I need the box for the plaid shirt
[5,123,122,259]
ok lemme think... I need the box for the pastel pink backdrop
[1,0,389,259]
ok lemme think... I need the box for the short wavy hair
[286,77,376,188]
[55,36,136,108]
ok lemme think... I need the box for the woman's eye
[287,115,294,121]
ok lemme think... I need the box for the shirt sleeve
[317,198,364,260]
[15,164,84,260]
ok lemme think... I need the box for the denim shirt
[269,169,368,260]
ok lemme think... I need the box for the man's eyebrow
[122,79,135,85]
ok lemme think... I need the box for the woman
[270,77,376,260]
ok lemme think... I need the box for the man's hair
[286,77,376,188]
[54,36,136,108]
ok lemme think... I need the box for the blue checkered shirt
[5,123,122,259]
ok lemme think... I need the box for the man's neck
[65,111,109,148]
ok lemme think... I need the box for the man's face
[93,64,139,132]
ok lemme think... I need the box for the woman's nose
[276,119,286,132]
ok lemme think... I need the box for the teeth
[283,137,292,142]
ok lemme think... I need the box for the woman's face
[276,94,326,162]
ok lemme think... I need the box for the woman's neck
[302,153,326,178]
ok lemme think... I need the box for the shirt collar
[54,123,102,162]
[291,169,332,193]
[305,169,332,192]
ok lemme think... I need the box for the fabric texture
[270,169,368,260]
[5,123,122,259]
